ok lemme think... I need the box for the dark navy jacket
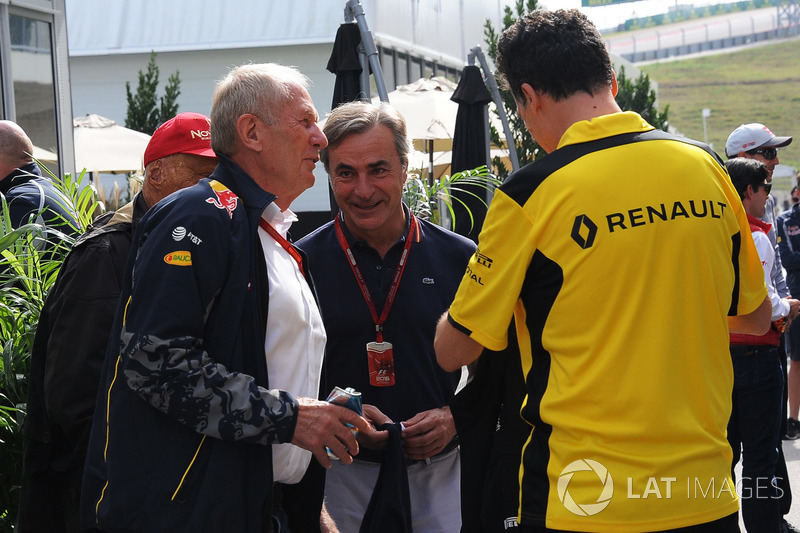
[778,205,800,296]
[81,155,304,533]
[18,194,146,533]
[0,161,79,242]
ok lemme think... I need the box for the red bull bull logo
[206,181,239,219]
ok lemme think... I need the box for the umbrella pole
[357,43,370,100]
[345,0,390,102]
[469,46,520,172]
[428,140,434,186]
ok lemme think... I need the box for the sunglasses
[747,147,778,160]
[756,183,772,194]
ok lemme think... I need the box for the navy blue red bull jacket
[778,204,800,297]
[81,154,311,532]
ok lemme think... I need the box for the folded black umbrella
[450,65,493,242]
[325,22,366,219]
[327,22,364,109]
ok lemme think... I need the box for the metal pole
[470,45,520,172]
[357,42,370,100]
[345,0,390,102]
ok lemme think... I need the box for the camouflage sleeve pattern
[115,181,297,446]
[121,329,297,445]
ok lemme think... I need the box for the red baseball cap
[143,112,216,167]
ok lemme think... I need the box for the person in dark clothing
[80,63,374,533]
[297,101,474,533]
[0,120,79,255]
[16,112,218,533]
[725,157,800,533]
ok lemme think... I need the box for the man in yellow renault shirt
[435,9,770,533]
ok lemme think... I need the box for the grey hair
[320,101,409,173]
[210,63,310,155]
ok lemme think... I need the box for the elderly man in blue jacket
[81,63,374,533]
[0,120,79,250]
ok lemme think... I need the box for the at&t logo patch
[557,459,613,516]
[172,226,187,241]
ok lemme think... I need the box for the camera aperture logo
[557,459,614,516]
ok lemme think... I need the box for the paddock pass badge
[325,386,363,460]
[367,341,395,387]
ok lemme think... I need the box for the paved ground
[734,432,800,530]
[779,437,800,528]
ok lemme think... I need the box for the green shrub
[0,167,101,531]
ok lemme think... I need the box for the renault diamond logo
[571,215,597,249]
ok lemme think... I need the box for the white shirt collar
[261,202,298,239]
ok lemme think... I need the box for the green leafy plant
[483,0,542,180]
[403,165,501,231]
[0,166,102,531]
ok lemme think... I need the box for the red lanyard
[334,214,418,343]
[259,218,303,273]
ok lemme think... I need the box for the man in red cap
[17,112,217,533]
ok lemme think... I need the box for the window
[10,13,58,157]
[0,0,71,176]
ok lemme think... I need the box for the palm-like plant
[0,166,100,531]
[403,165,501,232]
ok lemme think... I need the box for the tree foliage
[615,66,670,131]
[483,1,670,179]
[125,51,181,135]
[484,0,542,179]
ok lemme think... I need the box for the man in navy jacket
[81,64,372,533]
[0,120,79,251]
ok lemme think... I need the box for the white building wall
[69,43,337,211]
[64,0,515,212]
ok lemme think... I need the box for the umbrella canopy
[73,114,151,174]
[375,77,459,148]
[407,147,510,181]
[32,145,58,164]
[373,77,507,182]
[450,65,493,242]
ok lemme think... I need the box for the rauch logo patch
[164,251,192,266]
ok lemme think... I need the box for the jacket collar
[747,213,772,234]
[212,154,277,216]
[0,161,43,194]
[337,203,416,249]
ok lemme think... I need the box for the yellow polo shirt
[448,112,766,531]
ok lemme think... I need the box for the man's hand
[401,406,457,461]
[290,397,371,468]
[785,298,800,329]
[356,404,391,450]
